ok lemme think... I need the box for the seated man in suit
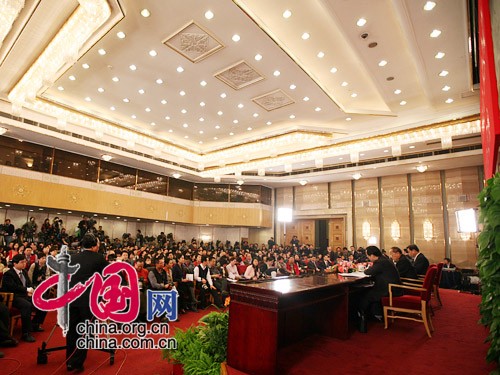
[1,254,47,342]
[443,257,456,269]
[317,255,333,271]
[390,247,418,279]
[194,256,223,309]
[407,244,430,275]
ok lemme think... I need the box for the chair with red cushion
[401,262,444,308]
[382,265,437,337]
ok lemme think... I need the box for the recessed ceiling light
[149,50,157,57]
[183,123,188,128]
[205,10,214,20]
[138,88,145,94]
[150,122,156,126]
[110,106,115,110]
[140,8,150,17]
[220,93,227,98]
[315,107,321,112]
[394,89,402,94]
[439,70,449,77]
[442,85,451,91]
[179,90,186,96]
[357,18,367,27]
[430,29,441,38]
[57,86,64,91]
[330,67,338,73]
[181,109,187,114]
[112,76,119,82]
[217,111,223,115]
[200,80,207,86]
[168,129,173,132]
[82,63,90,69]
[409,145,416,149]
[238,103,244,108]
[131,114,136,119]
[341,81,348,87]
[102,154,113,161]
[123,98,129,103]
[445,98,454,103]
[283,9,292,18]
[232,34,240,42]
[199,117,205,122]
[317,51,325,58]
[424,1,436,11]
[253,113,259,118]
[97,87,104,93]
[303,96,310,101]
[346,117,352,121]
[233,120,238,124]
[255,54,262,61]
[384,149,389,153]
[84,96,91,102]
[214,137,218,140]
[378,60,387,67]
[266,121,272,125]
[289,84,296,90]
[273,70,281,76]
[247,127,252,131]
[161,99,167,105]
[69,75,76,81]
[200,101,205,107]
[156,78,163,84]
[435,51,445,59]
[145,107,151,112]
[302,32,310,40]
[199,130,204,134]
[98,48,106,55]
[289,114,295,119]
[400,100,407,105]
[117,31,126,39]
[177,66,184,73]
[215,125,220,129]
[351,93,358,98]
[229,132,234,136]
[165,116,171,120]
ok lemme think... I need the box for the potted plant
[162,311,229,375]
[478,172,500,370]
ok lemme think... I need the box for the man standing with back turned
[66,233,107,373]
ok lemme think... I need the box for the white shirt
[193,264,213,287]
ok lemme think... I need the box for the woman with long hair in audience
[244,258,261,280]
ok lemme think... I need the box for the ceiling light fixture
[138,88,145,94]
[400,100,407,105]
[317,51,325,58]
[352,173,362,180]
[69,75,76,81]
[237,179,244,185]
[97,87,104,93]
[394,89,402,94]
[283,9,292,18]
[238,103,244,108]
[129,64,137,70]
[255,54,262,61]
[253,113,259,118]
[424,1,436,11]
[57,86,64,91]
[172,173,181,179]
[112,76,119,82]
[330,67,338,73]
[346,117,352,121]
[220,93,227,98]
[266,121,272,125]
[232,34,240,42]
[439,70,449,77]
[117,31,126,39]
[442,85,451,91]
[299,180,308,186]
[176,66,184,73]
[82,63,90,69]
[98,49,106,55]
[435,51,445,59]
[351,93,358,98]
[200,102,205,107]
[303,96,309,101]
[378,60,387,67]
[140,8,150,17]
[289,84,296,90]
[179,90,186,96]
[416,164,428,173]
[101,154,113,161]
[217,111,223,115]
[161,99,167,104]
[301,32,310,40]
[341,81,348,87]
[445,98,454,104]
[273,70,281,76]
[149,50,157,57]
[200,80,207,86]
[430,29,441,38]
[205,10,214,20]
[357,18,367,27]
[314,107,321,112]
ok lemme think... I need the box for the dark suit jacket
[395,256,418,279]
[413,253,430,275]
[69,250,108,307]
[364,257,401,298]
[1,268,32,298]
[317,260,332,271]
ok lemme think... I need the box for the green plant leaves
[478,172,500,369]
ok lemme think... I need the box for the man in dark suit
[390,247,418,279]
[356,246,402,331]
[66,233,107,372]
[407,244,430,275]
[1,254,47,342]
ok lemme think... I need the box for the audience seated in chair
[194,256,223,309]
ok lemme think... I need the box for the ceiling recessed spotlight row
[424,1,436,11]
[430,29,441,38]
[117,31,126,39]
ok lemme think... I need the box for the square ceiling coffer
[252,89,295,111]
[214,60,265,90]
[163,20,224,63]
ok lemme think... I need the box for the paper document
[338,271,369,278]
[186,274,194,281]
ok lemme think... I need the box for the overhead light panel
[101,154,113,161]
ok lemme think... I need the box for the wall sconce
[362,221,371,240]
[391,220,401,240]
[423,219,434,241]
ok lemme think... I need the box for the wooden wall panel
[411,171,445,264]
[354,178,380,248]
[445,167,481,268]
[329,217,345,249]
[381,175,410,250]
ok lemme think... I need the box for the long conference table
[227,274,367,375]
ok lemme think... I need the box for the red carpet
[0,290,495,374]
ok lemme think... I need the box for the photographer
[1,219,15,246]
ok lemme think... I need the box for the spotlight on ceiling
[0,127,7,135]
[299,180,308,186]
[101,155,113,161]
[172,173,181,179]
[416,165,428,173]
[236,179,244,185]
[352,173,362,180]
